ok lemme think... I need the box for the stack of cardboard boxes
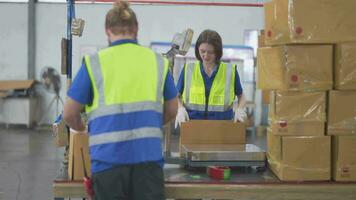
[257,0,356,181]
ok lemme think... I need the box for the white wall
[0,3,28,80]
[2,2,264,124]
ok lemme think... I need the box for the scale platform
[181,143,266,167]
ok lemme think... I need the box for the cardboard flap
[180,120,246,146]
[68,132,91,180]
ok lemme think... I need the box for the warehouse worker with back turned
[63,0,178,199]
[175,29,247,127]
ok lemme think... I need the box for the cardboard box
[269,90,326,122]
[180,120,246,154]
[268,90,326,136]
[328,91,356,135]
[267,132,331,181]
[68,132,91,180]
[334,43,356,90]
[0,80,36,91]
[264,0,356,45]
[53,119,69,147]
[257,45,333,91]
[332,136,356,181]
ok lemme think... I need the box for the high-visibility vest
[84,43,168,167]
[182,61,235,112]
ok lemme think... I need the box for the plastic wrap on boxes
[269,90,326,122]
[257,45,332,91]
[334,43,356,90]
[264,0,356,45]
[328,91,356,135]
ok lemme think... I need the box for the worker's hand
[234,108,247,123]
[175,107,190,128]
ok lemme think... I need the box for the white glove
[234,108,247,123]
[175,107,190,128]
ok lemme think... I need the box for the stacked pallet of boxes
[329,46,356,181]
[257,0,356,181]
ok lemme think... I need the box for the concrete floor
[0,125,64,200]
[0,125,180,200]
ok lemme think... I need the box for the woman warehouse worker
[175,29,247,128]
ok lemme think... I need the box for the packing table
[53,165,356,200]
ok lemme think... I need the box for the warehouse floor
[0,125,65,200]
[0,125,183,200]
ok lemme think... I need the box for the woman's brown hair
[195,29,223,64]
[105,0,138,35]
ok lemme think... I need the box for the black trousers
[92,162,165,200]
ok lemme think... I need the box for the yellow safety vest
[182,61,235,112]
[84,43,169,146]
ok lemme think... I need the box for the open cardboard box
[179,120,246,157]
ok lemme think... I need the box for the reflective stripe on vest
[89,127,162,146]
[86,51,165,146]
[183,62,234,112]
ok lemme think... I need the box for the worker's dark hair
[195,29,223,64]
[105,0,138,35]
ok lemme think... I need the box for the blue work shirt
[176,62,243,120]
[67,39,177,173]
